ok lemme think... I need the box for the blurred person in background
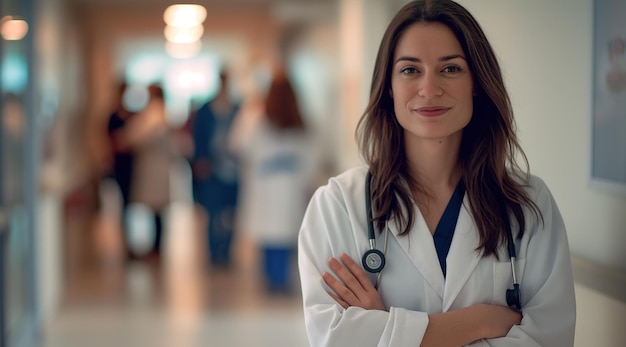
[124,83,175,259]
[106,81,136,257]
[230,65,317,293]
[1,92,25,206]
[190,70,241,268]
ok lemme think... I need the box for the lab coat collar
[389,206,446,300]
[389,196,482,309]
[441,198,482,311]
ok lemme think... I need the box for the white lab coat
[298,166,576,347]
[233,117,317,245]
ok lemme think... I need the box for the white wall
[337,0,401,171]
[35,0,69,328]
[37,196,62,324]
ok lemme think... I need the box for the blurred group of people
[104,62,325,293]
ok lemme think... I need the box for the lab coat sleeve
[298,180,429,347]
[485,178,576,346]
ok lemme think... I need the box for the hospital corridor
[2,0,626,346]
[38,165,309,347]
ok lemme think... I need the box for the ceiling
[65,0,336,24]
[66,0,330,9]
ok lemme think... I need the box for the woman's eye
[400,67,419,75]
[442,65,463,73]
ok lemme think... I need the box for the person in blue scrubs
[191,70,241,268]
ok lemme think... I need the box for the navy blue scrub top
[433,180,466,278]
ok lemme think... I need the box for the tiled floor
[39,178,309,347]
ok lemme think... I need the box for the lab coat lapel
[391,206,445,300]
[442,197,482,311]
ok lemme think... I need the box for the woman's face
[390,21,474,146]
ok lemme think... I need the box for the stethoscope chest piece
[362,248,385,273]
[506,283,521,310]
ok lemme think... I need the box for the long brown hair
[355,0,541,257]
[265,72,305,130]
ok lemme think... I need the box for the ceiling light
[163,4,207,27]
[1,16,29,41]
[164,24,204,44]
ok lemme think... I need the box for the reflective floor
[39,178,309,347]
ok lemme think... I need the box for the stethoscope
[361,171,522,310]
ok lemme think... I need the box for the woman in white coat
[297,1,576,346]
[232,68,317,292]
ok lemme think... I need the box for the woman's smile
[415,106,451,117]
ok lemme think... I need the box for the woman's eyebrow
[394,54,467,65]
[439,54,466,62]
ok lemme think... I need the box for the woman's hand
[323,253,386,311]
[421,304,522,346]
[474,304,523,339]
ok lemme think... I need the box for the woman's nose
[417,73,443,99]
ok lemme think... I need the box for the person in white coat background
[297,0,576,346]
[231,65,317,293]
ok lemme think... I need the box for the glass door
[1,0,38,345]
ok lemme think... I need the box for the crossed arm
[323,253,522,347]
